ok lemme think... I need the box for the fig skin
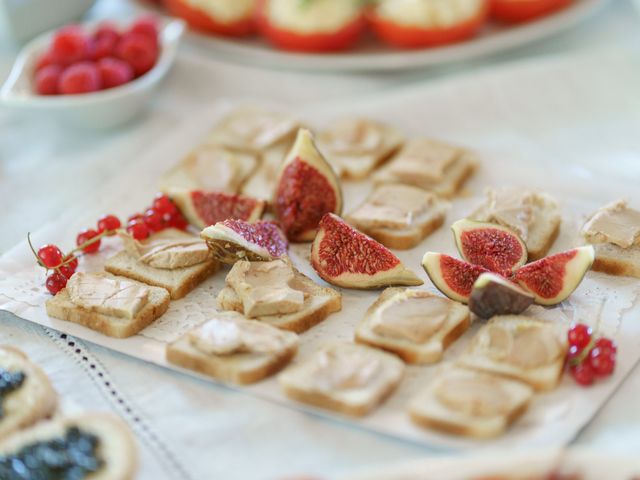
[468,272,534,319]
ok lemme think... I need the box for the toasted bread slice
[104,229,219,300]
[240,141,291,202]
[346,184,448,250]
[316,118,404,180]
[590,243,640,278]
[457,315,567,391]
[217,266,341,333]
[0,346,57,441]
[166,312,299,385]
[0,413,137,480]
[408,367,533,439]
[469,188,561,260]
[355,288,471,364]
[373,139,478,198]
[278,343,404,417]
[45,273,170,338]
[159,144,257,195]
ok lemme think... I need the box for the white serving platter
[1,48,640,451]
[178,0,611,72]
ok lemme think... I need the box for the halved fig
[201,219,288,264]
[171,190,265,229]
[469,272,534,319]
[311,213,423,289]
[452,219,527,275]
[422,252,490,304]
[513,246,595,305]
[275,128,343,242]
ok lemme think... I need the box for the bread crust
[45,276,170,338]
[360,215,445,251]
[0,346,58,441]
[592,256,640,278]
[528,217,561,261]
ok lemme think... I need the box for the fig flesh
[275,128,343,242]
[422,252,490,304]
[513,246,595,305]
[171,190,265,229]
[469,272,535,319]
[452,219,527,275]
[311,213,423,289]
[201,219,288,264]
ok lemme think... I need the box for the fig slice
[171,190,265,229]
[512,246,595,306]
[201,219,288,264]
[422,252,490,304]
[311,213,423,289]
[275,128,343,242]
[452,219,527,275]
[469,272,535,319]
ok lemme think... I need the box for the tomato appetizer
[160,0,574,53]
[33,15,161,96]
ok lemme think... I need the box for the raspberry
[35,50,55,71]
[129,15,159,44]
[46,272,68,295]
[37,245,63,268]
[570,363,595,387]
[98,58,134,89]
[97,214,122,234]
[116,32,158,77]
[127,220,149,240]
[50,25,89,65]
[59,62,102,94]
[35,65,63,95]
[76,229,101,253]
[94,22,120,44]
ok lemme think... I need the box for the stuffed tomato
[491,0,573,23]
[165,0,256,36]
[368,0,489,49]
[256,0,366,52]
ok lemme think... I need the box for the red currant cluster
[29,214,122,295]
[567,323,617,386]
[34,15,160,96]
[125,193,188,241]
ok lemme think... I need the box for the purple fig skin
[468,273,535,319]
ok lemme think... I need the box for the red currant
[97,214,122,234]
[76,229,101,253]
[50,25,90,66]
[127,220,149,240]
[594,338,617,356]
[589,347,616,377]
[116,32,158,77]
[570,363,595,387]
[64,255,79,272]
[167,211,188,230]
[568,323,592,350]
[35,65,63,95]
[58,264,76,279]
[37,244,64,268]
[567,344,582,363]
[143,209,164,232]
[59,62,102,94]
[128,213,144,224]
[46,272,68,295]
[153,194,177,215]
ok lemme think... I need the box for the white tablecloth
[1,1,640,479]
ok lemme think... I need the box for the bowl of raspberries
[0,15,185,128]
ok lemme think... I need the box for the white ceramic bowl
[0,17,185,129]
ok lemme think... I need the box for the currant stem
[27,233,46,268]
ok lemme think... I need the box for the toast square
[355,288,471,364]
[373,138,478,197]
[316,118,404,180]
[457,315,567,391]
[217,262,341,333]
[408,367,533,439]
[45,272,170,338]
[104,229,219,300]
[346,184,448,250]
[278,343,404,417]
[0,346,57,441]
[166,312,299,385]
[590,243,640,278]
